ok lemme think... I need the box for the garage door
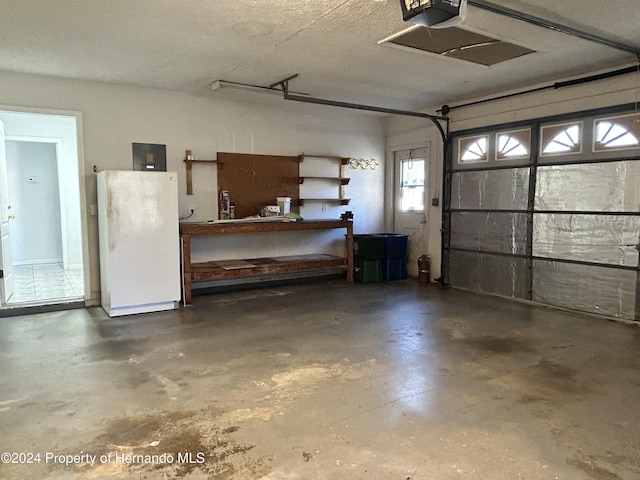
[445,108,640,321]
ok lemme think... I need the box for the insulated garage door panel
[536,161,640,212]
[533,214,640,267]
[449,250,528,299]
[533,260,637,320]
[451,212,528,255]
[451,168,529,210]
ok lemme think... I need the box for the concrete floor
[0,280,639,480]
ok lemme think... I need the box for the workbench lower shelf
[190,254,347,282]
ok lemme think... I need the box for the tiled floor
[8,263,84,304]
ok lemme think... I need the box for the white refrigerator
[97,170,181,317]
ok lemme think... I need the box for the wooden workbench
[179,219,354,304]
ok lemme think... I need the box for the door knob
[8,215,15,219]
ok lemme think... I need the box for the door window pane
[400,159,424,211]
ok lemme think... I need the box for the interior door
[0,120,15,303]
[394,147,429,277]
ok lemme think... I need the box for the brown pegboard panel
[217,152,300,219]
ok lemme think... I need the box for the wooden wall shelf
[299,176,350,185]
[300,154,350,166]
[297,198,351,206]
[298,154,351,206]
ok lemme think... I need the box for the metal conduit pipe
[440,64,640,113]
[282,91,448,141]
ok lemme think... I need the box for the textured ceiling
[0,0,638,112]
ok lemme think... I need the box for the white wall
[385,66,640,282]
[0,71,386,303]
[6,141,62,264]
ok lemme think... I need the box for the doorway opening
[393,146,430,277]
[0,110,86,311]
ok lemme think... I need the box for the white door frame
[0,104,91,306]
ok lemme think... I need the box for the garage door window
[541,122,582,156]
[459,135,488,163]
[594,114,640,151]
[496,128,531,160]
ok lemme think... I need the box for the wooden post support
[185,159,194,195]
[346,221,354,284]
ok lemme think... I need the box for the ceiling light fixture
[400,0,467,28]
[399,0,640,57]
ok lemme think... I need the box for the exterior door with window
[394,147,429,277]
